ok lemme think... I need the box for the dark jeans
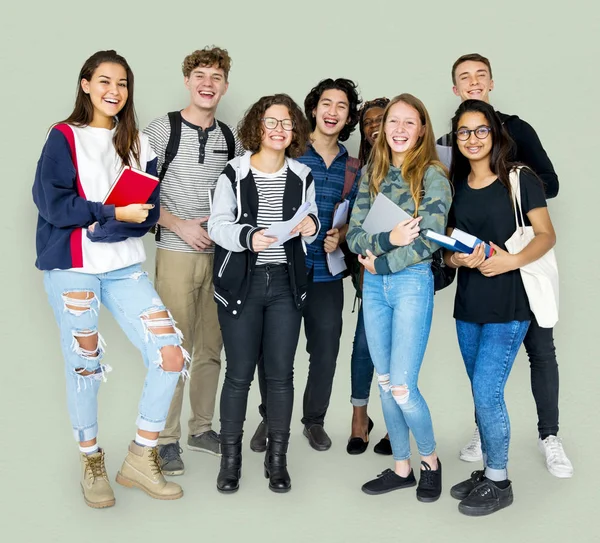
[350,303,374,406]
[258,277,344,427]
[219,265,302,440]
[523,317,560,437]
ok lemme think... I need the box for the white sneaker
[538,436,574,478]
[459,427,483,462]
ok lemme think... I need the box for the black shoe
[450,469,485,500]
[303,424,332,451]
[458,480,514,517]
[373,436,393,456]
[158,441,185,476]
[361,468,417,495]
[216,439,242,493]
[416,459,442,503]
[346,418,374,455]
[250,420,268,453]
[264,433,291,493]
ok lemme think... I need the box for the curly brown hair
[182,46,232,80]
[238,94,310,159]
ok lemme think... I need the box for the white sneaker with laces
[459,427,483,462]
[538,435,573,478]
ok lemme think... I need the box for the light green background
[2,1,598,542]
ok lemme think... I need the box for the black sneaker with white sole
[158,442,185,476]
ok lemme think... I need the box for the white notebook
[362,193,413,234]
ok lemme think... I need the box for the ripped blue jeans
[44,264,189,443]
[362,263,436,461]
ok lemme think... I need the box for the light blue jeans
[44,264,189,443]
[456,320,530,481]
[362,262,436,461]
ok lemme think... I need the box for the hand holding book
[115,203,155,224]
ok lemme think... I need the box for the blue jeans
[44,264,189,443]
[362,263,436,461]
[456,320,530,481]
[350,304,374,406]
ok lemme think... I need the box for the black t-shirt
[447,169,547,323]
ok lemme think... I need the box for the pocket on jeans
[406,262,432,276]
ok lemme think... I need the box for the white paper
[263,201,312,248]
[326,199,350,275]
[362,193,413,234]
[332,200,350,229]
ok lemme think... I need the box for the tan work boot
[80,449,116,509]
[116,441,183,500]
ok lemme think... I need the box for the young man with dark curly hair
[144,46,244,476]
[251,78,363,452]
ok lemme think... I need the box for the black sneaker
[158,442,184,476]
[373,436,393,456]
[450,469,485,500]
[416,459,442,502]
[458,480,514,517]
[361,468,417,495]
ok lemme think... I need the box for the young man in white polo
[144,46,244,475]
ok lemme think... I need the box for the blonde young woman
[347,94,451,502]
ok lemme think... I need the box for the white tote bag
[505,168,559,328]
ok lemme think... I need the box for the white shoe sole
[538,441,573,478]
[459,451,482,462]
[187,444,222,457]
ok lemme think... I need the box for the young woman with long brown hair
[347,93,451,502]
[33,50,188,508]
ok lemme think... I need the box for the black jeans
[523,317,560,437]
[258,277,344,427]
[219,265,302,440]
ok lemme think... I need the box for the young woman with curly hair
[208,93,320,494]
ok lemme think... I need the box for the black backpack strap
[159,111,182,181]
[217,120,235,161]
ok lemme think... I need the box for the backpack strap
[159,111,182,181]
[217,120,236,161]
[342,156,361,200]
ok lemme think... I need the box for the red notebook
[103,166,159,206]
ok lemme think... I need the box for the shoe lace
[161,442,183,463]
[465,428,481,451]
[544,436,567,464]
[149,447,163,476]
[471,481,495,498]
[86,454,107,481]
[377,468,395,479]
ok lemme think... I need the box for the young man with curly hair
[251,78,363,452]
[144,46,244,476]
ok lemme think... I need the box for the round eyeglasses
[262,117,294,131]
[455,126,492,141]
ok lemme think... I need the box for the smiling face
[383,101,425,165]
[312,88,350,138]
[80,62,128,125]
[362,106,385,147]
[456,111,493,164]
[185,64,228,113]
[260,104,294,153]
[453,60,494,103]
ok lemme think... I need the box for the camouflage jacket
[347,165,451,275]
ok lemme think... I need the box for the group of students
[32,46,573,517]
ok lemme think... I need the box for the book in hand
[362,192,413,234]
[425,228,495,258]
[103,166,159,206]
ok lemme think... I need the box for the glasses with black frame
[261,117,295,131]
[455,125,492,141]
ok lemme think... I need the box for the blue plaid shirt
[298,143,360,282]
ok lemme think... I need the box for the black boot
[264,433,291,493]
[217,438,242,493]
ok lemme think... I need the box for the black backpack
[154,110,236,241]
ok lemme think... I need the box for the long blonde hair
[368,93,447,215]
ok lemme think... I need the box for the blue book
[425,229,495,258]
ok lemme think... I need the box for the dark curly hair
[358,97,390,164]
[303,78,361,142]
[238,94,310,159]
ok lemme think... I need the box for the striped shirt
[144,114,244,253]
[252,166,288,265]
[298,143,360,282]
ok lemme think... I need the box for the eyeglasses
[455,126,492,141]
[261,117,294,131]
